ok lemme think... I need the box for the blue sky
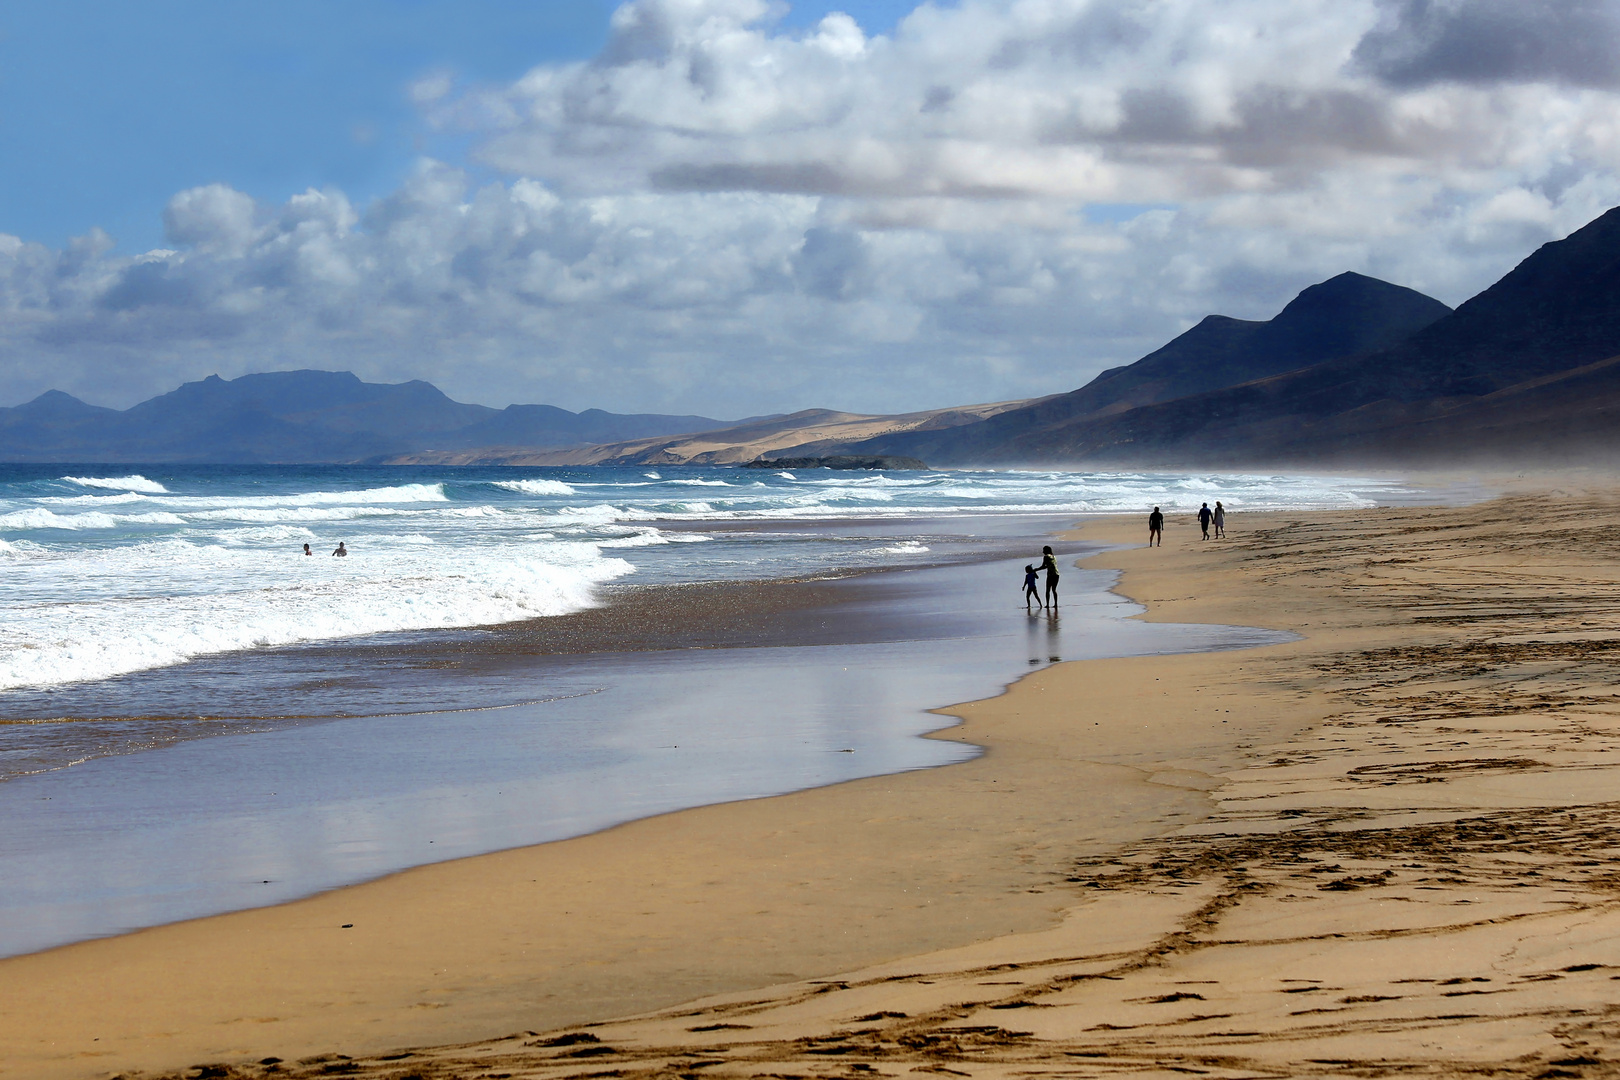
[0,0,1613,416]
[0,0,919,251]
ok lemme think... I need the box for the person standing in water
[1198,502,1213,540]
[302,543,312,555]
[1022,564,1041,611]
[332,542,348,557]
[1213,500,1226,538]
[1039,546,1060,608]
[1148,506,1164,546]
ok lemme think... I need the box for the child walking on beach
[1022,564,1041,610]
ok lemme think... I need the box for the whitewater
[0,463,1408,693]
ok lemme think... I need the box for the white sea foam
[0,509,123,530]
[0,541,633,690]
[0,466,1416,691]
[182,506,413,523]
[63,474,169,494]
[596,529,674,548]
[42,492,151,506]
[142,483,450,510]
[217,525,320,544]
[493,478,576,496]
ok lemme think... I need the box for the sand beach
[8,486,1620,1078]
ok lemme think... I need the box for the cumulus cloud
[3,0,1620,418]
[451,0,1620,198]
[1355,0,1620,89]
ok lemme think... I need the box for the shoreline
[13,488,1615,1078]
[305,486,1620,1080]
[0,525,1285,962]
[0,513,1294,1079]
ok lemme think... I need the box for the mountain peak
[11,390,108,418]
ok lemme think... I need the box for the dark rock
[745,455,928,470]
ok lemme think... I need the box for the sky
[2,0,1618,418]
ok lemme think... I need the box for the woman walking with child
[1038,546,1060,608]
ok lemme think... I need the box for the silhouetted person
[1198,502,1212,540]
[1039,546,1060,608]
[332,542,348,557]
[1213,501,1226,538]
[1148,506,1164,546]
[1023,564,1041,611]
[302,543,312,555]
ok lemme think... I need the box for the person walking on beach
[1022,564,1041,611]
[1148,506,1164,546]
[1213,500,1226,538]
[1039,546,1060,608]
[1198,502,1213,540]
[332,542,348,557]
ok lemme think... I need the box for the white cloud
[3,0,1620,419]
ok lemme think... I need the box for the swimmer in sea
[302,543,312,555]
[332,542,348,557]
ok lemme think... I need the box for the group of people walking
[1148,500,1224,546]
[1020,499,1230,610]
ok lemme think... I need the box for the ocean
[0,463,1414,955]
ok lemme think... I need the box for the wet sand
[14,489,1620,1078]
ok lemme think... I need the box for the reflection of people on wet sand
[1148,506,1164,546]
[1198,502,1213,540]
[1213,500,1226,538]
[1039,546,1060,608]
[1022,564,1041,611]
[331,542,348,557]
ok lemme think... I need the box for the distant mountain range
[11,203,1620,468]
[821,207,1620,467]
[812,272,1453,465]
[0,371,743,463]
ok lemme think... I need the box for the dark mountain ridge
[989,204,1620,466]
[820,271,1453,464]
[798,206,1620,467]
[0,370,737,464]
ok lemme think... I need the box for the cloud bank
[4,0,1620,416]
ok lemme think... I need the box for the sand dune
[382,398,1044,466]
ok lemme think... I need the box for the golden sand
[8,490,1620,1078]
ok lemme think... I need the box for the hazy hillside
[0,371,736,463]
